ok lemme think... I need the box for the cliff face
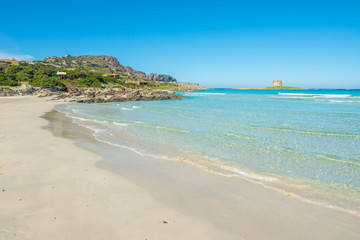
[41,55,177,82]
[146,73,176,82]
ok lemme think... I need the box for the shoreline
[54,103,360,218]
[0,96,237,239]
[1,96,360,239]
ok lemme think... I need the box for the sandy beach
[1,96,360,240]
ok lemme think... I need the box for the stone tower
[273,80,283,87]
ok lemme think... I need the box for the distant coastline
[234,86,308,90]
[234,80,307,90]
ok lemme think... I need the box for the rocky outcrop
[171,82,209,91]
[0,86,37,96]
[36,87,183,103]
[41,55,177,82]
[0,88,18,96]
[146,73,176,82]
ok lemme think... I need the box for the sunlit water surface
[57,89,360,215]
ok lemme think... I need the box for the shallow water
[56,89,360,215]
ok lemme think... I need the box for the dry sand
[1,96,360,240]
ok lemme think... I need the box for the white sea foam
[59,109,109,135]
[279,93,351,98]
[220,165,279,182]
[91,134,276,185]
[313,99,359,104]
[113,122,129,126]
[319,94,351,98]
[279,93,311,96]
[58,108,93,124]
[134,121,145,124]
[69,116,89,122]
[75,122,105,134]
[118,105,142,110]
[93,137,168,160]
[93,119,109,124]
[328,100,356,103]
[121,107,133,111]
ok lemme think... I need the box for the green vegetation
[31,77,67,91]
[0,63,65,89]
[150,82,177,90]
[39,55,122,74]
[0,62,178,91]
[265,86,305,90]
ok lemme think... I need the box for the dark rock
[0,88,17,96]
[0,86,38,96]
[146,73,176,82]
[31,87,183,103]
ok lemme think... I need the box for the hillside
[0,56,208,101]
[39,55,176,82]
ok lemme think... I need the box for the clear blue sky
[1,0,359,88]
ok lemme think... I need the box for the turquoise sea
[57,89,360,215]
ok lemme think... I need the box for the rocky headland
[0,86,182,103]
[41,55,177,83]
[1,54,208,102]
[38,88,182,103]
[170,82,209,91]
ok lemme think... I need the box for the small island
[236,80,307,90]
